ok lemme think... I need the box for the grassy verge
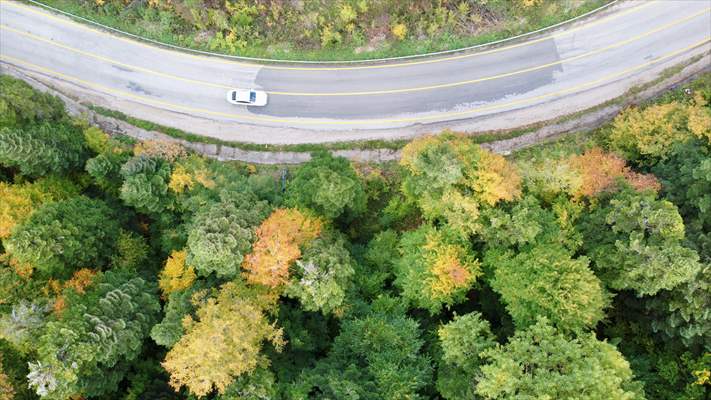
[32,0,611,62]
[86,104,543,153]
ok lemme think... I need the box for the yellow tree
[0,177,77,239]
[162,282,284,397]
[242,209,322,288]
[609,101,708,161]
[158,250,196,297]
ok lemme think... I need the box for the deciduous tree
[486,244,609,332]
[0,176,79,239]
[242,209,322,288]
[158,250,196,297]
[395,225,480,314]
[476,317,643,399]
[284,234,355,315]
[436,312,496,400]
[581,189,701,296]
[400,134,521,231]
[162,282,284,397]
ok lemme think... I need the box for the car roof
[234,90,252,102]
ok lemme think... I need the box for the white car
[226,89,268,106]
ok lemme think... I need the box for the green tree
[186,194,270,278]
[119,155,173,214]
[485,244,609,332]
[294,300,432,399]
[150,281,210,349]
[476,317,643,399]
[646,263,711,351]
[580,189,701,296]
[436,312,496,400]
[4,197,121,277]
[399,134,521,233]
[85,151,132,196]
[216,367,277,400]
[0,75,65,128]
[284,234,355,315]
[286,151,367,219]
[395,225,480,314]
[353,229,399,299]
[0,123,88,177]
[0,300,51,354]
[652,140,711,260]
[27,269,160,399]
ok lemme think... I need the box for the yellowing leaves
[242,209,323,288]
[162,282,284,396]
[610,98,710,160]
[400,133,521,230]
[0,178,77,239]
[134,139,187,162]
[159,250,196,297]
[423,231,479,300]
[471,150,522,206]
[566,147,660,198]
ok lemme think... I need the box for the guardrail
[22,0,619,64]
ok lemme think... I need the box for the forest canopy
[0,73,710,399]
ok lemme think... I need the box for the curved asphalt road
[0,0,710,141]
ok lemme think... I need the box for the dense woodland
[0,73,709,399]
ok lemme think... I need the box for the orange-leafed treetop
[566,147,660,199]
[242,208,323,288]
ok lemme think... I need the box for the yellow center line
[1,7,708,97]
[1,38,708,126]
[1,24,233,90]
[0,0,653,71]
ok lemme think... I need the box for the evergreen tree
[293,299,432,399]
[4,197,121,278]
[186,194,269,278]
[286,151,367,220]
[27,269,160,399]
[0,123,88,177]
[119,155,173,214]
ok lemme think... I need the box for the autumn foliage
[162,282,284,396]
[566,147,660,198]
[158,250,196,297]
[242,209,323,288]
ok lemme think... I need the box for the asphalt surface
[0,0,710,135]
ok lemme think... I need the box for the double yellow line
[0,0,652,71]
[2,37,708,126]
[1,6,709,96]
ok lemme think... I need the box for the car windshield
[250,91,257,103]
[231,91,237,101]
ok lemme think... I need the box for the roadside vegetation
[1,73,710,399]
[37,0,610,61]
